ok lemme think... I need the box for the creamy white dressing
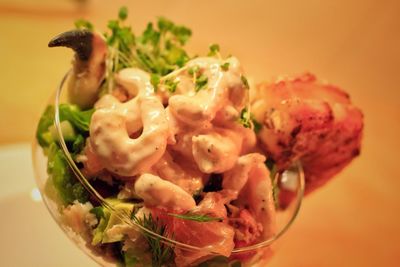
[87,56,276,243]
[135,173,196,211]
[169,57,245,126]
[90,68,169,176]
[151,151,204,195]
[223,153,266,194]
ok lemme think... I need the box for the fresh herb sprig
[186,65,208,92]
[238,107,263,133]
[163,78,179,93]
[208,43,221,57]
[135,16,192,75]
[238,107,251,128]
[132,213,174,267]
[100,7,136,93]
[195,74,208,92]
[168,212,223,222]
[220,62,230,71]
[252,116,262,133]
[74,19,93,30]
[76,7,193,94]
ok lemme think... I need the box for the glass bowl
[32,71,305,267]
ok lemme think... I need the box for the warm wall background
[0,0,399,266]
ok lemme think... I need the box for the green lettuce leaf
[36,104,94,150]
[36,105,55,147]
[58,104,95,133]
[46,143,88,205]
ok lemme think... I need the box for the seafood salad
[35,7,363,267]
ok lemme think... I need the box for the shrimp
[223,153,276,239]
[48,30,107,109]
[151,150,206,195]
[252,73,363,193]
[168,118,212,161]
[134,173,196,211]
[213,105,257,154]
[168,57,247,126]
[89,68,169,177]
[192,127,242,173]
[168,122,243,174]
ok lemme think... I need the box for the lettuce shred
[36,103,94,205]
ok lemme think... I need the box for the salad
[36,6,363,267]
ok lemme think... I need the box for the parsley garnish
[132,213,174,267]
[168,212,223,222]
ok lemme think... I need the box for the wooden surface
[1,0,399,266]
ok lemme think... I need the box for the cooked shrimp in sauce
[42,12,363,267]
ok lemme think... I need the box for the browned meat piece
[252,73,363,194]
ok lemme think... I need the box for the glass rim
[54,70,305,254]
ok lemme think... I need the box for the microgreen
[195,74,208,92]
[188,65,200,75]
[76,7,193,94]
[118,6,128,21]
[221,62,230,71]
[150,73,161,91]
[164,78,179,93]
[238,107,251,128]
[208,43,220,57]
[238,107,263,133]
[74,19,93,31]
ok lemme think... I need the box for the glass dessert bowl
[32,70,305,267]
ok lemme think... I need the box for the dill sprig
[168,212,223,222]
[132,213,174,267]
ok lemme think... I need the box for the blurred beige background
[0,0,399,266]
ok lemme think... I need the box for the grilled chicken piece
[252,73,363,194]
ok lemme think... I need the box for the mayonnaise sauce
[135,173,196,211]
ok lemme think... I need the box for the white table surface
[0,143,97,267]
